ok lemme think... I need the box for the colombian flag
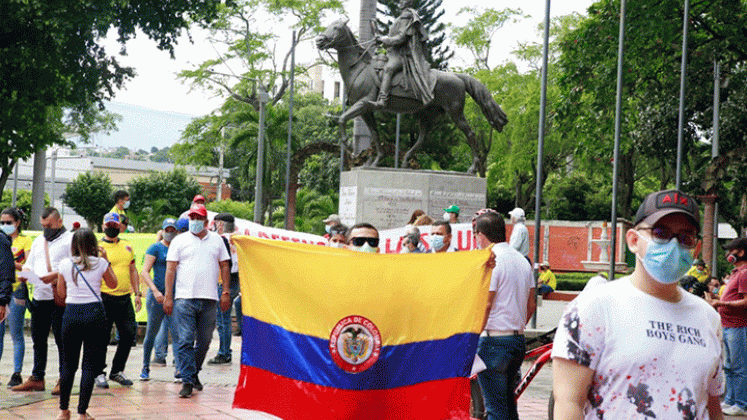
[233,236,492,420]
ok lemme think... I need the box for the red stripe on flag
[233,365,472,420]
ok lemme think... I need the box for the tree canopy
[1,0,223,199]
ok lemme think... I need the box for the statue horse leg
[339,97,381,167]
[402,109,439,167]
[446,101,482,175]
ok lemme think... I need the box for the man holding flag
[473,211,536,420]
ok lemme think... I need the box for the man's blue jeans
[215,278,239,358]
[724,327,747,409]
[173,298,217,386]
[477,334,525,420]
[0,297,27,373]
[142,291,179,370]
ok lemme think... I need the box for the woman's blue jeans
[0,297,27,373]
[142,291,178,370]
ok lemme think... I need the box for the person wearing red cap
[179,195,207,220]
[163,204,231,398]
[552,190,723,420]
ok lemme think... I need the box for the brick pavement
[2,300,743,419]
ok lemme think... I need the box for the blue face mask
[189,219,205,235]
[1,224,16,236]
[636,231,694,285]
[430,234,444,251]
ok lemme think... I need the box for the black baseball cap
[633,189,700,230]
[724,237,747,252]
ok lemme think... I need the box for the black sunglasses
[638,226,699,249]
[350,237,379,247]
[0,221,14,225]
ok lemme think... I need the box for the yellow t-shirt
[11,234,33,291]
[109,205,126,217]
[100,238,135,296]
[539,269,557,290]
[685,266,709,283]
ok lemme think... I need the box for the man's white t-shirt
[552,277,724,420]
[58,257,109,304]
[582,274,608,292]
[509,222,530,257]
[485,242,534,331]
[23,231,73,301]
[167,231,230,300]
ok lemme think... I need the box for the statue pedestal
[339,168,486,230]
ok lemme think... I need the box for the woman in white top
[55,229,117,420]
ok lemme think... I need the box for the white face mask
[443,212,451,221]
[123,200,131,209]
[352,242,379,254]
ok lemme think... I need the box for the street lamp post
[254,84,269,224]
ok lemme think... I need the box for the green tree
[1,0,222,198]
[126,168,202,231]
[206,200,255,222]
[555,0,747,219]
[270,188,338,234]
[62,172,114,230]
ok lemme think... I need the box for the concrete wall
[339,167,486,230]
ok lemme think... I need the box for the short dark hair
[41,207,60,220]
[330,224,348,237]
[214,213,235,223]
[346,222,378,241]
[474,212,506,243]
[432,220,452,234]
[113,190,129,202]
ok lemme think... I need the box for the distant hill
[76,102,197,150]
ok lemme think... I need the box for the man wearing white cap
[508,208,529,259]
[323,214,341,238]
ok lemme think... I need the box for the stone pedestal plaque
[339,167,486,230]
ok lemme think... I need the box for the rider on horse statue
[370,0,434,108]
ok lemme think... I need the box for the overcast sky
[93,0,595,149]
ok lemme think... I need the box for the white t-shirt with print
[552,277,724,420]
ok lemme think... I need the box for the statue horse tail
[456,73,508,133]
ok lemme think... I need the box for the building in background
[5,147,229,228]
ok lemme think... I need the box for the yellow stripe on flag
[234,236,491,345]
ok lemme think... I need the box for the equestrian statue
[315,1,508,175]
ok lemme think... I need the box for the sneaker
[207,355,231,365]
[193,375,203,391]
[178,383,193,398]
[11,376,44,392]
[95,374,109,389]
[151,358,167,367]
[173,372,182,383]
[109,372,133,386]
[723,405,747,416]
[139,368,149,381]
[51,379,61,395]
[7,372,23,388]
[722,402,733,410]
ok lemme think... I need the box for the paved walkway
[0,301,575,420]
[1,300,740,419]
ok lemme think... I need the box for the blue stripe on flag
[241,316,478,390]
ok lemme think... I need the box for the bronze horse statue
[316,19,508,174]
